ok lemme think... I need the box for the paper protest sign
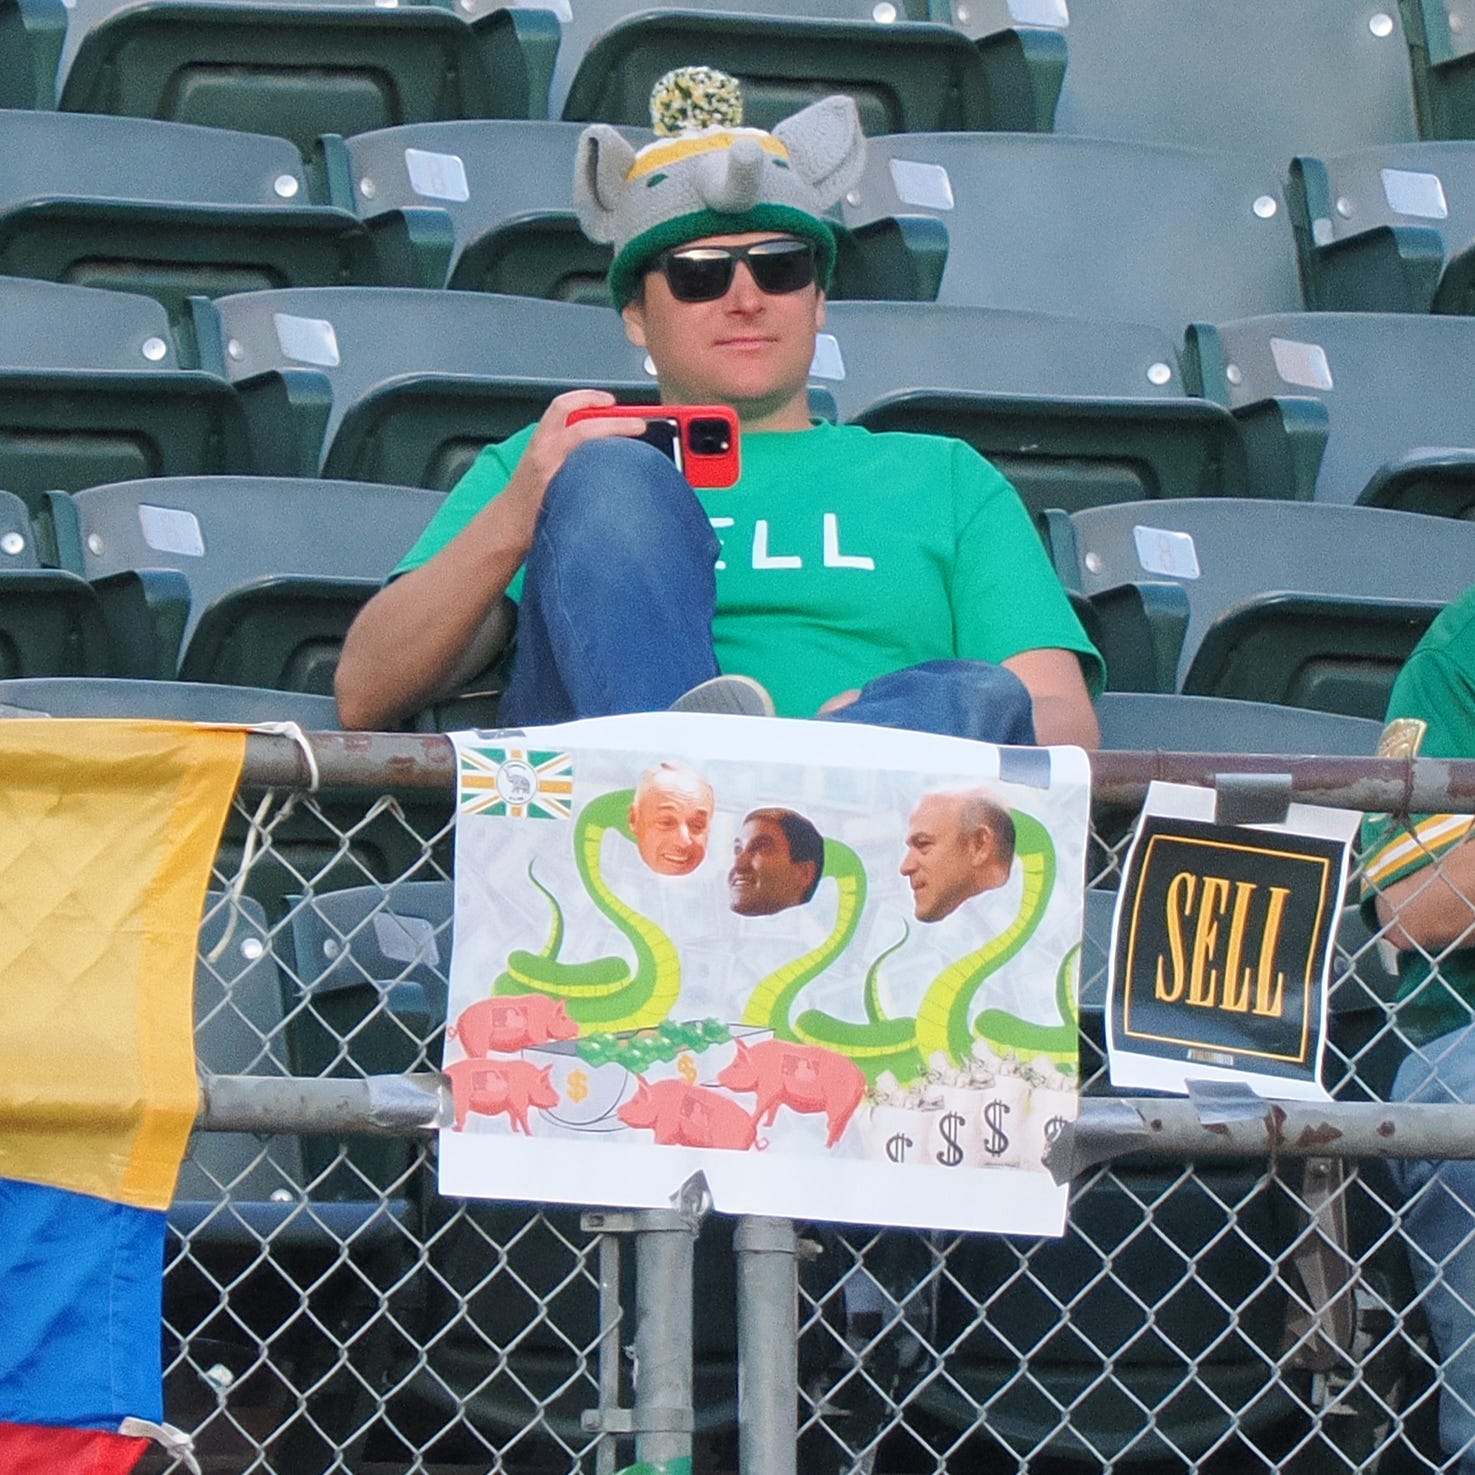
[438,714,1091,1235]
[1106,782,1359,1102]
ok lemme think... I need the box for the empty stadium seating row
[1,0,1470,165]
[5,274,1475,533]
[17,107,1475,327]
[0,481,1460,724]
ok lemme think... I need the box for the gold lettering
[1220,881,1259,1013]
[1188,877,1231,1007]
[1155,871,1196,1002]
[1252,886,1291,1017]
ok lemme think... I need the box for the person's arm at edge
[1374,833,1475,952]
[1002,647,1100,748]
[335,390,642,731]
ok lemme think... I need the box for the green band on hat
[609,206,838,309]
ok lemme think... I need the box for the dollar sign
[935,1111,966,1168]
[1043,1114,1067,1145]
[567,1069,589,1104]
[983,1100,1011,1158]
[677,1055,698,1085]
[885,1132,913,1164]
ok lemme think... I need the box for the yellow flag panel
[0,721,246,1209]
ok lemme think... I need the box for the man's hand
[496,389,647,548]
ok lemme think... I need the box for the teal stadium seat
[0,0,560,156]
[1186,312,1475,518]
[1093,691,1384,756]
[0,111,380,328]
[1046,497,1475,717]
[0,277,250,517]
[48,474,444,692]
[1402,0,1475,140]
[0,488,117,678]
[194,286,653,486]
[328,119,941,303]
[941,0,1420,159]
[1290,141,1475,312]
[329,119,650,299]
[527,0,1060,134]
[815,300,1251,521]
[840,134,1305,335]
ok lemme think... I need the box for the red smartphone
[566,404,741,488]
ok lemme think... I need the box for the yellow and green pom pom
[649,66,744,136]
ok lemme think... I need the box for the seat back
[1055,498,1475,715]
[1189,312,1475,516]
[944,0,1419,157]
[1289,141,1475,313]
[54,0,554,155]
[338,118,652,302]
[200,286,654,485]
[286,881,452,1108]
[842,134,1304,335]
[60,474,443,689]
[0,490,115,678]
[0,110,378,323]
[817,300,1249,517]
[0,277,250,514]
[1095,692,1384,756]
[547,0,1001,131]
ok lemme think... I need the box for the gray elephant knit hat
[572,66,867,310]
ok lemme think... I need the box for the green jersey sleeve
[390,425,538,587]
[946,441,1106,696]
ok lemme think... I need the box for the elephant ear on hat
[773,94,866,206]
[572,125,638,244]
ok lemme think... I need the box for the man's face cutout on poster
[901,788,1015,923]
[728,807,825,916]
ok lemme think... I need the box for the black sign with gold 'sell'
[1112,815,1344,1083]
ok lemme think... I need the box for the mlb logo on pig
[459,746,574,820]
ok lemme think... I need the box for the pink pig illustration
[449,994,579,1055]
[444,1058,559,1133]
[717,1039,865,1148]
[617,1078,760,1151]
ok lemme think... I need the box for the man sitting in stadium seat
[334,69,1102,747]
[1363,584,1475,1474]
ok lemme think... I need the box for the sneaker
[668,675,775,718]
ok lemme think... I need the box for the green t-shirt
[395,420,1104,720]
[1360,583,1475,1047]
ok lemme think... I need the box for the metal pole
[735,1215,798,1475]
[624,1175,707,1474]
[233,730,1475,816]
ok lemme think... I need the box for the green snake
[494,790,1075,1077]
[743,811,1073,1080]
[492,789,682,1033]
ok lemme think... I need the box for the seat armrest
[91,568,191,679]
[974,25,1066,131]
[0,0,66,108]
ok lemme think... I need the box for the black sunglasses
[655,238,818,303]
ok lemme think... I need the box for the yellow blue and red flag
[0,721,245,1475]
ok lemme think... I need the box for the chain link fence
[148,734,1475,1475]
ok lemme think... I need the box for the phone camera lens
[689,417,731,456]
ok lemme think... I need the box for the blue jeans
[1392,1027,1475,1474]
[499,439,1037,744]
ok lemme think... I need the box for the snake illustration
[743,811,1073,1080]
[492,789,682,1033]
[912,810,1064,1067]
